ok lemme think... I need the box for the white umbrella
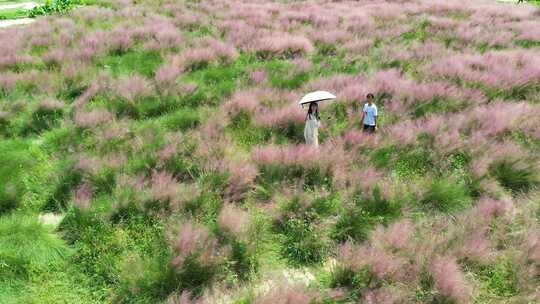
[298,91,336,107]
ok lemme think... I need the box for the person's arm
[374,106,378,129]
[361,104,366,125]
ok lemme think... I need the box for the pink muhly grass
[343,130,376,147]
[224,161,258,203]
[474,196,512,220]
[251,34,314,58]
[74,109,114,128]
[218,204,249,236]
[223,89,260,117]
[430,256,472,304]
[170,221,211,268]
[197,37,239,62]
[108,27,134,54]
[372,220,414,251]
[75,156,102,176]
[368,247,407,280]
[386,120,420,146]
[43,48,69,67]
[180,48,218,71]
[253,105,305,129]
[0,73,19,91]
[77,30,109,61]
[115,75,152,102]
[158,138,181,162]
[336,241,360,269]
[254,284,316,304]
[149,170,180,210]
[73,182,93,210]
[251,145,334,172]
[310,29,349,45]
[526,229,540,263]
[363,286,407,304]
[342,39,373,56]
[458,229,491,263]
[73,82,100,109]
[167,291,206,304]
[38,99,64,111]
[250,70,268,84]
[472,102,532,137]
[155,55,183,92]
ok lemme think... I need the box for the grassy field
[0,0,539,303]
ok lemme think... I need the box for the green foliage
[411,97,464,118]
[475,257,520,298]
[29,0,76,17]
[162,108,201,131]
[333,187,401,242]
[489,159,539,194]
[330,266,374,295]
[421,177,472,213]
[227,111,271,147]
[99,50,163,78]
[24,105,64,135]
[402,19,431,43]
[279,217,330,266]
[0,140,36,213]
[0,214,72,280]
[393,147,433,178]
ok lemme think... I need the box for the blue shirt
[363,103,378,126]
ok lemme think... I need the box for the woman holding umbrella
[304,102,321,147]
[299,91,336,147]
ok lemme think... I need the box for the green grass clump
[333,187,401,242]
[98,50,163,78]
[0,214,72,280]
[475,257,520,299]
[420,177,472,213]
[0,140,36,213]
[489,159,539,194]
[162,108,201,131]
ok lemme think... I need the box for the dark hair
[366,93,375,99]
[306,102,320,121]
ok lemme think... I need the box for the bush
[279,217,329,266]
[162,108,201,131]
[489,159,539,194]
[421,178,472,213]
[29,0,76,17]
[0,140,37,214]
[333,187,401,242]
[0,214,72,281]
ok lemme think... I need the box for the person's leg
[363,124,369,132]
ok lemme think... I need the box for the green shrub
[0,140,37,214]
[227,111,271,147]
[25,105,64,135]
[0,214,72,280]
[99,50,163,78]
[333,187,401,242]
[475,257,519,298]
[279,217,329,266]
[421,177,472,213]
[29,0,77,18]
[393,148,433,178]
[162,108,201,131]
[330,266,374,291]
[489,159,539,194]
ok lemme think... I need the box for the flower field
[0,0,539,303]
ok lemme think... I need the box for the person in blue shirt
[361,93,378,133]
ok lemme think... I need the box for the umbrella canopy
[298,91,336,106]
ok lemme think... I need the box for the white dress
[304,114,320,147]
